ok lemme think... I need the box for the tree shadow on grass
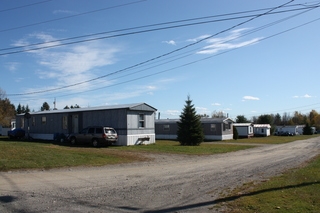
[143,181,320,213]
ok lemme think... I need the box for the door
[72,114,79,134]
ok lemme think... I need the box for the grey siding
[155,118,234,141]
[15,103,157,145]
[127,110,155,135]
[82,109,128,135]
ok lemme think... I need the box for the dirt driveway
[1,137,319,213]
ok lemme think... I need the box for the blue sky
[1,0,320,120]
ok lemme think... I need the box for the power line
[0,0,52,13]
[8,1,313,98]
[6,0,295,96]
[0,0,146,33]
[32,13,320,99]
[9,13,320,110]
[1,4,319,55]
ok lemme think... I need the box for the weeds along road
[0,137,319,213]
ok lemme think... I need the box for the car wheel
[70,137,77,145]
[92,139,99,147]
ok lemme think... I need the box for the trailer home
[253,124,271,137]
[233,123,254,138]
[155,117,234,141]
[15,103,157,146]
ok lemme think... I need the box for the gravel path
[1,137,319,213]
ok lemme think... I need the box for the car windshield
[105,128,116,134]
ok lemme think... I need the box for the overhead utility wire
[0,1,316,33]
[6,0,295,97]
[0,0,146,33]
[0,0,52,13]
[11,9,320,102]
[73,14,320,98]
[1,5,318,54]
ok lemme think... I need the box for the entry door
[72,114,79,133]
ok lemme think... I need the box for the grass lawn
[111,140,254,155]
[227,134,319,144]
[0,137,253,171]
[223,154,320,213]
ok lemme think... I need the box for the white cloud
[160,109,180,116]
[189,29,263,55]
[163,40,176,45]
[53,10,75,15]
[5,62,19,72]
[211,103,221,106]
[243,96,260,101]
[293,94,314,98]
[187,34,211,42]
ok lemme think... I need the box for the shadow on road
[143,181,320,213]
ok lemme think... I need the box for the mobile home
[15,103,157,146]
[253,124,271,137]
[155,117,234,141]
[233,123,254,138]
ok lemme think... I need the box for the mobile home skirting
[116,134,155,146]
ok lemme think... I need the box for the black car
[8,128,25,139]
[281,131,294,136]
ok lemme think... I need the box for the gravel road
[1,137,319,213]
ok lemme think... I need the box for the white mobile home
[253,124,271,137]
[15,103,157,146]
[233,123,254,138]
[275,125,301,135]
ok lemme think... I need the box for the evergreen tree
[233,125,239,140]
[41,102,50,111]
[177,96,204,146]
[16,103,22,114]
[236,115,250,123]
[303,123,313,135]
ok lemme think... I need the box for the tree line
[0,88,80,127]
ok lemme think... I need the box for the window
[223,122,231,131]
[32,117,36,126]
[163,124,170,131]
[42,116,46,125]
[210,124,216,133]
[139,114,145,128]
[62,116,68,130]
[88,128,95,134]
[20,118,24,128]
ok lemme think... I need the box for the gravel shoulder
[1,137,319,213]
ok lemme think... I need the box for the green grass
[228,134,319,144]
[1,135,317,171]
[224,154,320,213]
[0,138,253,171]
[111,140,254,155]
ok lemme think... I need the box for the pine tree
[177,96,204,146]
[303,123,313,135]
[233,125,239,140]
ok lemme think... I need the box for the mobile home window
[62,116,68,130]
[223,122,231,131]
[210,124,216,133]
[32,117,35,126]
[138,114,145,128]
[163,124,170,131]
[42,116,46,125]
[20,117,24,128]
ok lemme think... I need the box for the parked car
[281,131,294,136]
[68,126,118,147]
[8,128,25,139]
